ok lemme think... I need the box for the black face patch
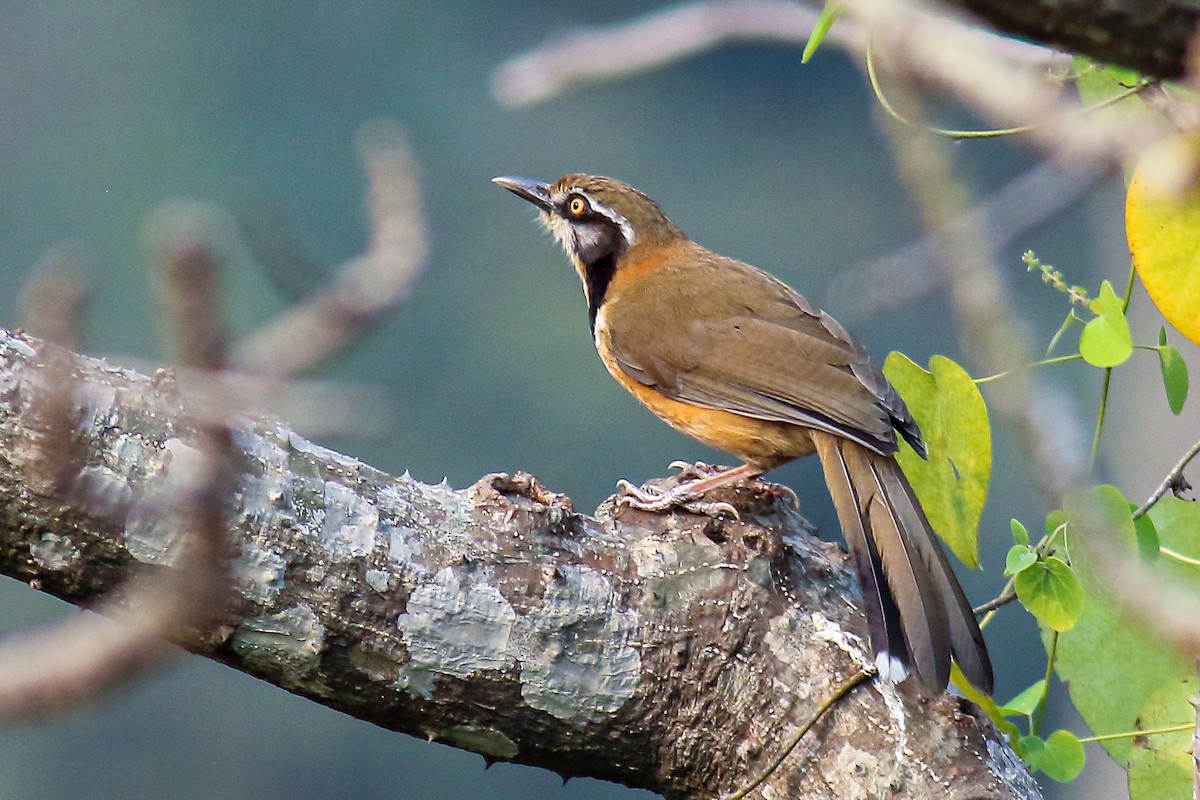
[585,250,617,333]
[571,220,626,267]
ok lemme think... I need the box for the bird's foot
[615,478,741,521]
[765,482,801,510]
[667,460,723,480]
[668,460,798,509]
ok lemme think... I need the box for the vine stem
[726,668,875,800]
[1088,265,1138,471]
[974,353,1082,385]
[1080,723,1192,743]
[1032,631,1059,736]
[865,46,1152,140]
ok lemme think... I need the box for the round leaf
[1157,341,1189,415]
[1079,280,1132,367]
[1005,544,1038,576]
[1054,494,1198,776]
[1127,133,1200,344]
[1039,730,1086,782]
[1018,734,1046,770]
[1015,556,1083,631]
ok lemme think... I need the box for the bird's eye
[567,196,588,218]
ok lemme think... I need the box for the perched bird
[493,173,992,695]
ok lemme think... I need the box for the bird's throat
[581,252,617,333]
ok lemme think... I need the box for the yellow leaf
[1127,133,1200,344]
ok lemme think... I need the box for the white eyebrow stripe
[582,195,636,248]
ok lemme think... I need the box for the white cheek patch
[574,224,604,256]
[540,214,574,253]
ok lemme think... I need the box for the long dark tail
[812,431,993,695]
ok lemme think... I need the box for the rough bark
[0,329,1038,799]
[938,0,1200,78]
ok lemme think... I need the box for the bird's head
[492,173,684,267]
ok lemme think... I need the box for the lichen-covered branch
[0,329,1038,800]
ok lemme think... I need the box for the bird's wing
[605,254,919,456]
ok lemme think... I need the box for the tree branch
[0,329,1039,799]
[944,0,1200,79]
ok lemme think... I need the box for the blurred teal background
[0,2,1185,798]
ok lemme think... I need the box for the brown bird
[493,173,992,695]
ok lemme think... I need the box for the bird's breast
[592,303,815,467]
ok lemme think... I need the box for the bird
[492,173,993,696]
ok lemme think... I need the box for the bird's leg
[616,462,764,519]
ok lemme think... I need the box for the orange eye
[567,196,587,217]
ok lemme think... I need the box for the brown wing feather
[605,246,911,455]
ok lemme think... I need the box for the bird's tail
[811,431,993,695]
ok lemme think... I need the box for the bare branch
[494,0,1172,173]
[824,158,1102,321]
[233,120,427,378]
[944,0,1200,79]
[0,219,239,721]
[491,0,1062,107]
[18,246,91,350]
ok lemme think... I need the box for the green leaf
[999,679,1046,717]
[1157,328,1189,414]
[1149,495,1200,563]
[951,663,1019,736]
[1128,678,1195,800]
[802,1,843,63]
[1073,55,1143,107]
[883,353,991,568]
[1018,734,1046,769]
[1053,491,1199,793]
[1039,730,1086,782]
[1044,509,1069,545]
[1070,485,1139,554]
[1005,544,1038,576]
[1011,518,1029,545]
[1079,280,1132,367]
[1130,504,1160,563]
[1015,557,1083,631]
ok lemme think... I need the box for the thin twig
[1132,437,1200,520]
[0,214,239,722]
[973,588,1018,617]
[873,66,1077,509]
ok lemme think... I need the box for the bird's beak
[492,176,554,211]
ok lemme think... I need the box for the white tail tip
[875,651,909,684]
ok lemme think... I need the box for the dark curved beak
[492,176,553,211]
